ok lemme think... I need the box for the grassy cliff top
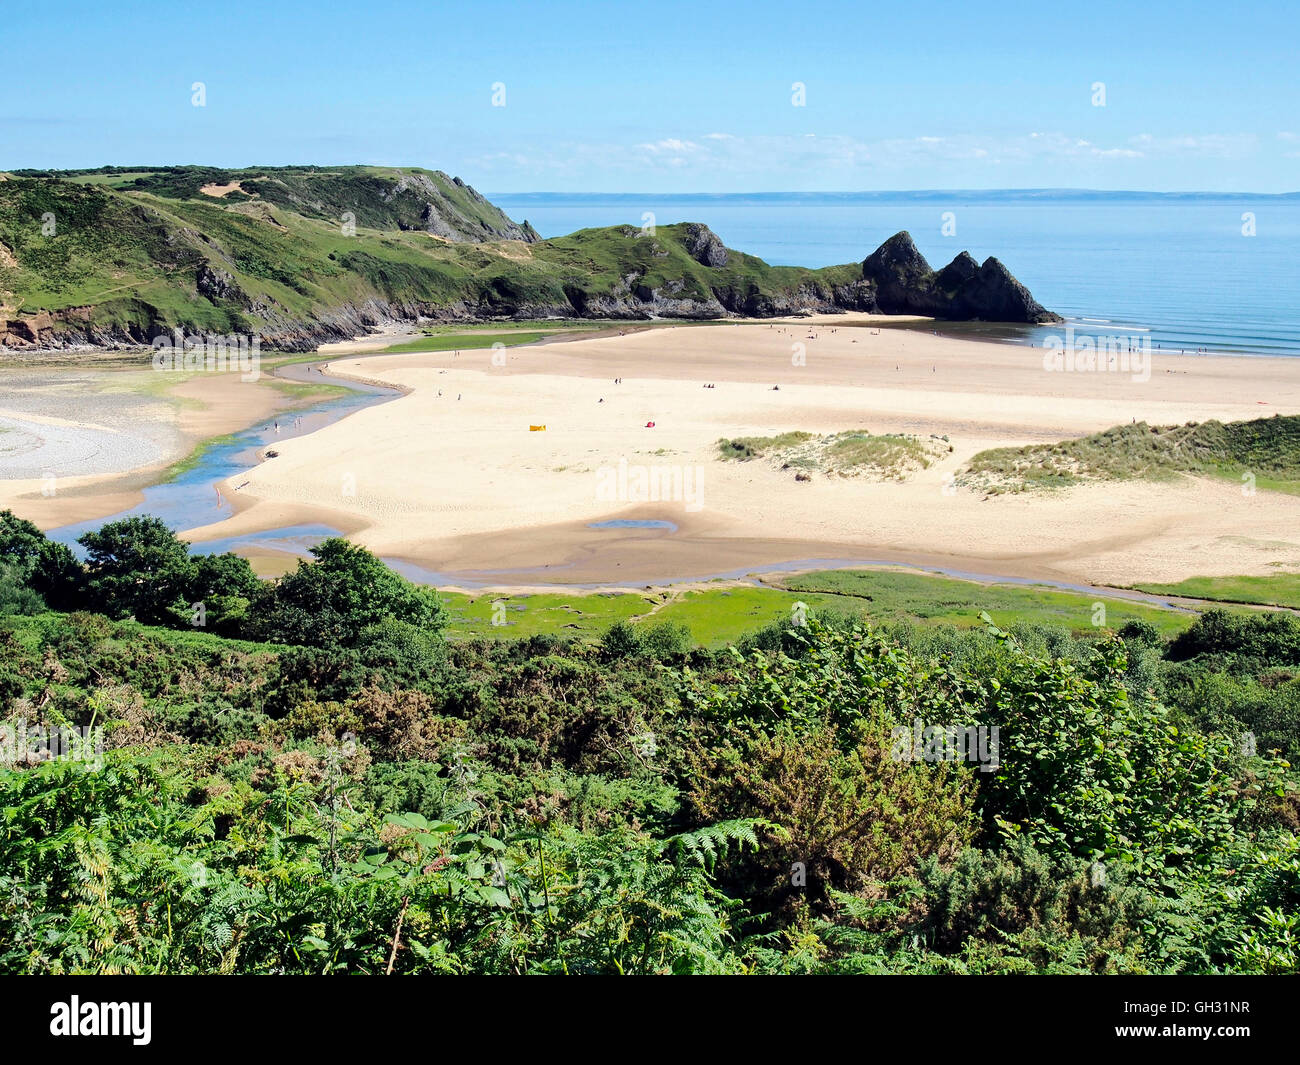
[0,167,1056,350]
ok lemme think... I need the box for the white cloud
[1128,133,1257,156]
[465,127,1257,183]
[637,138,699,154]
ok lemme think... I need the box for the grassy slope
[0,170,865,344]
[29,164,527,237]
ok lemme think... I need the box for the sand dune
[181,322,1300,587]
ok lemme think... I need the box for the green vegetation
[650,586,848,645]
[3,511,1298,975]
[441,590,647,641]
[1133,573,1300,610]
[22,165,533,238]
[963,414,1300,494]
[441,569,1190,647]
[823,430,944,477]
[0,511,442,643]
[0,168,868,350]
[719,429,944,479]
[718,431,815,461]
[781,568,1191,637]
[380,330,557,353]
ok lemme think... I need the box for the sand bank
[181,322,1300,587]
[0,365,320,529]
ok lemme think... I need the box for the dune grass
[718,429,942,479]
[717,432,815,461]
[823,431,941,475]
[963,414,1300,494]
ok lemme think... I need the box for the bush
[247,538,446,647]
[1169,608,1300,665]
[690,716,975,915]
[974,628,1278,873]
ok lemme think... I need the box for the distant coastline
[489,189,1300,203]
[493,191,1300,357]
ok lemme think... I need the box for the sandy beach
[0,364,321,528]
[177,320,1300,588]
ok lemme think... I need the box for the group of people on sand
[270,416,304,435]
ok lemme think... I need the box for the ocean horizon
[491,191,1300,358]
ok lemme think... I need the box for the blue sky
[3,0,1297,192]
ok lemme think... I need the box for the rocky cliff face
[392,172,538,243]
[684,223,729,268]
[858,232,1060,323]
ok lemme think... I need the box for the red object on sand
[645,421,656,428]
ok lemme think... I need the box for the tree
[78,516,193,624]
[0,509,48,572]
[685,620,978,914]
[74,516,261,631]
[187,551,262,634]
[0,509,83,610]
[249,538,445,647]
[690,717,975,915]
[0,561,45,615]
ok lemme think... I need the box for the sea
[490,192,1300,357]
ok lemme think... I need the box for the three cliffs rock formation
[677,224,1059,324]
[858,230,1060,323]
